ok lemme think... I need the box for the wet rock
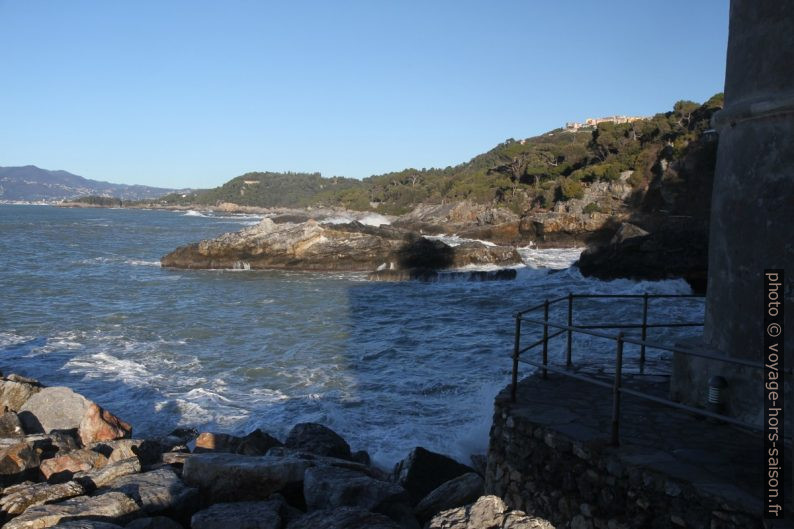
[79,404,132,445]
[182,453,311,503]
[286,507,401,529]
[75,457,142,490]
[351,450,371,466]
[0,377,42,413]
[40,448,108,481]
[158,428,197,449]
[18,387,90,434]
[609,222,648,244]
[237,429,283,456]
[303,465,408,513]
[193,432,243,453]
[469,454,487,477]
[0,412,25,437]
[0,480,85,516]
[4,491,140,529]
[414,472,484,521]
[191,500,282,529]
[393,447,475,505]
[105,468,198,516]
[576,225,708,293]
[284,423,352,461]
[124,517,183,529]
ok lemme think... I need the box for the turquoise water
[0,204,700,465]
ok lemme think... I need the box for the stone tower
[672,1,793,423]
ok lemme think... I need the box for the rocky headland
[0,372,554,529]
[160,215,525,281]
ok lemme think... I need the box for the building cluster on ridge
[564,115,649,131]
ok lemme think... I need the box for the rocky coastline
[0,372,554,529]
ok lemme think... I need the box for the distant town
[564,115,648,131]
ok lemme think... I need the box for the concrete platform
[485,372,793,529]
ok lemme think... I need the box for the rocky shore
[0,372,554,529]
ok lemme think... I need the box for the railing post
[511,313,522,402]
[640,293,649,374]
[566,292,573,368]
[611,333,624,446]
[542,300,549,379]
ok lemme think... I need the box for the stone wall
[484,392,763,529]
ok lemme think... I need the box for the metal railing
[509,292,790,446]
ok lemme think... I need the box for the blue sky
[0,1,729,189]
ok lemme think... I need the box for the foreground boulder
[191,499,284,529]
[427,496,554,529]
[79,404,132,445]
[40,449,108,481]
[284,423,352,461]
[104,468,198,517]
[414,472,484,521]
[194,429,281,456]
[0,412,25,437]
[287,507,401,529]
[0,375,42,412]
[303,466,409,518]
[0,480,85,516]
[182,453,310,503]
[4,491,140,529]
[393,447,475,505]
[18,387,89,434]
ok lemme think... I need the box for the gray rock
[0,412,25,437]
[427,495,507,529]
[304,465,408,512]
[52,522,124,529]
[286,507,401,529]
[393,447,475,505]
[75,457,142,490]
[90,439,165,466]
[502,511,556,529]
[105,468,198,515]
[237,429,283,456]
[0,378,41,413]
[18,387,90,434]
[124,517,184,529]
[284,423,352,460]
[414,472,484,521]
[191,500,282,529]
[181,453,311,503]
[609,222,649,245]
[4,491,140,529]
[0,480,85,515]
[427,496,554,529]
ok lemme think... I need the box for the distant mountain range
[0,165,182,201]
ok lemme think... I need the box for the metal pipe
[640,293,649,374]
[566,292,573,368]
[518,329,566,355]
[611,333,624,446]
[511,314,521,402]
[542,300,549,379]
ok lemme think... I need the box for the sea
[0,204,704,467]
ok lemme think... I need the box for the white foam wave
[321,213,391,227]
[183,210,207,217]
[423,234,497,247]
[518,245,583,270]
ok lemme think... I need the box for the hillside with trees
[155,94,724,217]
